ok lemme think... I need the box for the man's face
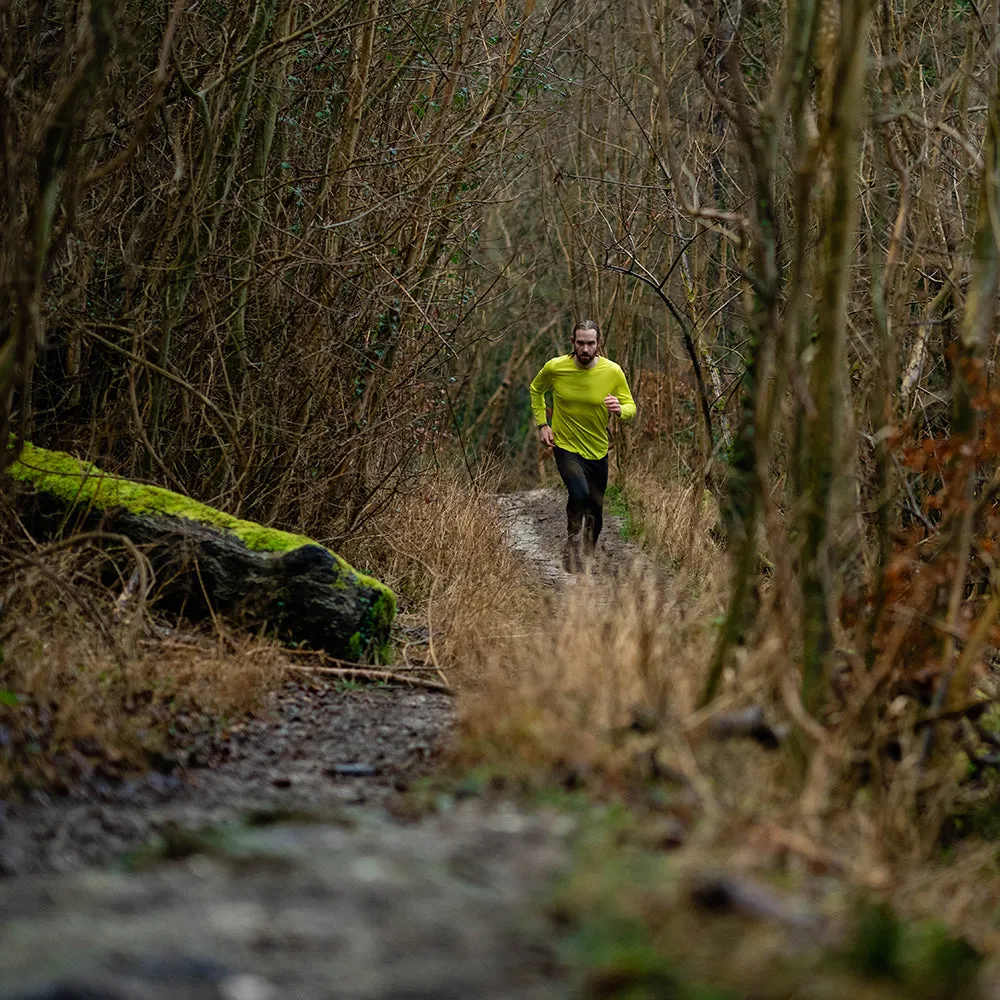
[572,330,598,363]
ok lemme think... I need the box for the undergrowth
[5,456,1000,989]
[0,527,284,793]
[604,483,637,542]
[455,470,728,783]
[341,464,540,678]
[396,462,1000,988]
[551,807,986,999]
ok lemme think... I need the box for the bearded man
[529,319,637,572]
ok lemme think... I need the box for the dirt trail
[0,675,575,999]
[0,488,631,876]
[10,491,993,1000]
[0,683,454,875]
[1,491,628,999]
[2,801,570,999]
[497,487,639,588]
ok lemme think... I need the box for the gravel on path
[0,682,453,875]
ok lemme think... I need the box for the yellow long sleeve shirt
[529,354,637,460]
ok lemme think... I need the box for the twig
[82,0,186,187]
[748,823,848,876]
[914,698,993,729]
[602,246,715,462]
[779,671,840,752]
[3,530,152,662]
[284,662,452,694]
[688,871,824,936]
[282,648,432,672]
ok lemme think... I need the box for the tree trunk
[799,0,870,716]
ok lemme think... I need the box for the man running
[529,319,636,572]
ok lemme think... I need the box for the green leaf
[0,689,21,707]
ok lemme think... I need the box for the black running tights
[553,446,609,545]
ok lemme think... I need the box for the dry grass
[420,464,1000,963]
[452,469,729,781]
[386,471,1000,998]
[340,466,540,680]
[621,470,725,586]
[0,538,284,792]
[0,464,538,792]
[341,466,772,807]
[342,467,735,786]
[459,572,701,776]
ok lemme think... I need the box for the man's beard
[574,348,595,362]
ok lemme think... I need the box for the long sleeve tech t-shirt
[529,354,637,460]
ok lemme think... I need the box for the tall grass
[423,465,993,889]
[341,465,541,678]
[418,465,1000,963]
[344,465,735,788]
[453,471,730,781]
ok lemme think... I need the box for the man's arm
[529,362,555,449]
[615,368,637,422]
[529,362,552,428]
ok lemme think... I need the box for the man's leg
[580,454,609,560]
[553,446,590,572]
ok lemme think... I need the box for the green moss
[844,898,983,999]
[903,921,982,999]
[847,900,901,979]
[347,632,365,660]
[11,443,316,552]
[370,590,396,632]
[7,441,395,622]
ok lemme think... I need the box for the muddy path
[0,682,454,876]
[1,490,630,999]
[496,487,639,589]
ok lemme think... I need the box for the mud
[496,487,641,588]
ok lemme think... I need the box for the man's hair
[570,319,602,357]
[572,318,601,341]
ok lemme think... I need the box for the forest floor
[4,489,998,1000]
[0,489,615,1000]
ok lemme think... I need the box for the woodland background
[8,0,1000,946]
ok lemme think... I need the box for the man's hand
[604,395,622,416]
[539,424,555,448]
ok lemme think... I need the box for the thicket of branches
[1,0,574,542]
[454,0,1000,835]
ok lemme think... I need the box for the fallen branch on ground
[283,659,453,694]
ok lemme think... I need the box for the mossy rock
[6,443,395,660]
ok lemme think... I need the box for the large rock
[6,443,395,660]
